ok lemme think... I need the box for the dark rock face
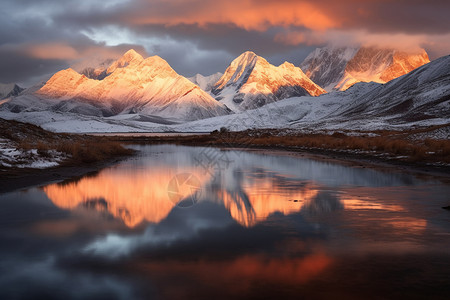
[8,84,24,98]
[274,85,309,99]
[80,67,109,80]
[300,47,354,90]
[1,84,25,99]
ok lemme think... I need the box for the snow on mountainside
[211,51,325,112]
[188,72,223,92]
[170,55,450,132]
[300,45,430,92]
[0,51,448,134]
[2,50,229,122]
[0,83,24,100]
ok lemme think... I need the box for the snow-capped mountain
[3,50,229,122]
[157,54,448,133]
[332,54,449,124]
[300,45,430,91]
[211,51,325,112]
[0,51,448,134]
[0,83,24,100]
[188,72,223,92]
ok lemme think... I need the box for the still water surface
[1,145,449,299]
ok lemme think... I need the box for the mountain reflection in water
[43,145,424,229]
[1,145,449,299]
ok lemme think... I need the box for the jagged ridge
[300,46,430,91]
[211,51,325,112]
[33,50,230,121]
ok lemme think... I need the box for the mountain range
[300,46,430,91]
[0,45,447,133]
[4,50,230,122]
[0,83,24,100]
[211,51,325,112]
[177,54,450,132]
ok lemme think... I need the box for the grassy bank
[110,125,450,168]
[0,119,133,169]
[1,117,449,174]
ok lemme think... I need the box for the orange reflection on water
[44,163,319,227]
[138,253,332,297]
[220,179,318,226]
[44,167,210,227]
[341,196,404,212]
[43,162,424,231]
[340,194,427,233]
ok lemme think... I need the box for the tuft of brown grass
[56,140,133,163]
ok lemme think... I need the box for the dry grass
[206,129,450,164]
[1,118,133,166]
[109,126,450,164]
[15,138,133,164]
[55,140,133,163]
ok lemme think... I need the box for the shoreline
[0,156,128,194]
[109,130,450,180]
[219,146,450,182]
[1,139,449,194]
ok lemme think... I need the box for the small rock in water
[442,206,450,210]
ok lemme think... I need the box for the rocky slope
[211,51,325,112]
[173,55,449,132]
[0,83,24,100]
[188,72,223,92]
[300,46,430,91]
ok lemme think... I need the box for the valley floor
[109,125,450,178]
[1,119,449,193]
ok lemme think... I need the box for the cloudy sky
[1,0,449,86]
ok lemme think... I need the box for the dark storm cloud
[119,23,316,75]
[0,0,449,85]
[83,0,450,34]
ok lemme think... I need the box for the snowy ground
[14,89,450,134]
[0,92,448,136]
[0,138,66,169]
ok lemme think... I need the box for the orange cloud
[26,43,80,60]
[127,0,338,31]
[23,42,148,66]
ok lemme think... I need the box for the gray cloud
[0,0,449,86]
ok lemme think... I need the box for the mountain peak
[233,51,260,66]
[237,51,257,59]
[280,61,296,69]
[123,49,141,57]
[107,49,144,74]
[0,82,24,99]
[300,45,430,91]
[33,52,229,121]
[212,52,325,112]
[37,68,90,98]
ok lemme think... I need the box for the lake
[1,144,449,299]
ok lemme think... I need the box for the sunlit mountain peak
[106,49,144,74]
[300,45,430,91]
[211,51,325,111]
[34,49,229,121]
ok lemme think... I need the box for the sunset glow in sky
[1,0,449,85]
